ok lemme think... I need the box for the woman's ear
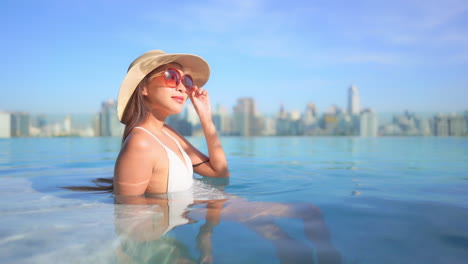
[142,85,148,96]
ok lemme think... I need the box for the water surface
[0,137,467,263]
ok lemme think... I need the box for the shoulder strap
[163,129,192,168]
[134,126,167,149]
[162,130,183,150]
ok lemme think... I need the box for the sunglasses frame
[151,67,194,90]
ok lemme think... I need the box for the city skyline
[1,85,467,138]
[2,0,468,115]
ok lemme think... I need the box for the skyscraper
[348,85,360,115]
[433,115,449,136]
[184,103,200,127]
[276,105,289,136]
[99,99,123,137]
[303,103,320,135]
[448,115,466,136]
[212,104,232,136]
[10,112,30,137]
[303,102,317,125]
[360,109,378,137]
[0,112,11,138]
[233,97,261,136]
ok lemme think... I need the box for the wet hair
[61,177,114,193]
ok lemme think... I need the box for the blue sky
[2,0,467,115]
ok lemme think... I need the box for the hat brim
[117,52,210,121]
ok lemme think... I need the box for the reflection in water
[113,183,342,264]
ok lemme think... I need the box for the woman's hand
[185,85,230,178]
[189,86,212,120]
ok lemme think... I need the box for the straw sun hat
[117,50,210,121]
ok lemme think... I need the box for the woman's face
[142,63,190,116]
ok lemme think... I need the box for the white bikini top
[134,127,194,193]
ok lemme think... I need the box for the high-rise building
[322,113,339,135]
[10,112,30,137]
[433,115,449,136]
[276,105,289,136]
[448,115,466,136]
[303,103,317,124]
[275,105,304,136]
[233,97,261,136]
[348,85,360,115]
[212,104,232,136]
[99,99,124,137]
[0,112,11,138]
[166,114,192,136]
[335,113,353,136]
[303,103,320,135]
[63,115,72,135]
[262,116,276,136]
[289,110,304,135]
[185,103,200,127]
[360,109,378,137]
[93,113,101,137]
[415,117,432,136]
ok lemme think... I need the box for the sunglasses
[151,68,194,90]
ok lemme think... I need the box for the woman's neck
[140,113,166,133]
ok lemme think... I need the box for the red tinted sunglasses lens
[183,75,193,89]
[164,69,180,87]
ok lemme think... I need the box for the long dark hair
[62,66,166,193]
[120,76,151,143]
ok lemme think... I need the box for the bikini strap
[162,130,184,150]
[133,126,167,149]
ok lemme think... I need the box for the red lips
[172,96,185,104]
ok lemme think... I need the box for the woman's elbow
[215,167,230,178]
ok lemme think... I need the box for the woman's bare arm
[113,131,157,195]
[166,86,229,178]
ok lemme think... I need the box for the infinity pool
[0,137,467,263]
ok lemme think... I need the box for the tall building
[184,103,200,127]
[275,105,304,136]
[276,105,289,136]
[335,113,353,136]
[448,115,466,136]
[99,99,124,137]
[10,112,30,137]
[233,97,261,136]
[289,110,304,136]
[322,113,339,135]
[360,109,378,137]
[63,115,72,135]
[166,114,192,136]
[303,102,317,125]
[212,104,232,136]
[262,116,276,136]
[433,115,449,136]
[93,113,101,137]
[348,85,360,115]
[415,117,432,136]
[303,103,320,135]
[0,112,11,138]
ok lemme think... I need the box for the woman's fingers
[190,86,208,97]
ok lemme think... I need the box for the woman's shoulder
[122,127,163,153]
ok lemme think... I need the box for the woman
[114,50,229,196]
[66,50,341,263]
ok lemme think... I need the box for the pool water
[0,137,467,263]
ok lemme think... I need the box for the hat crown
[127,50,167,72]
